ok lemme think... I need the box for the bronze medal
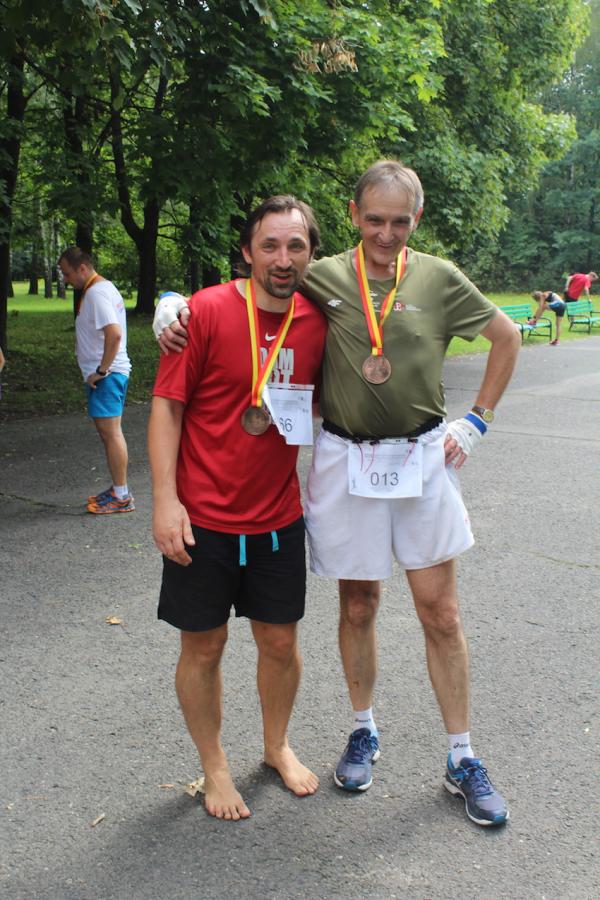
[362,355,392,384]
[241,405,271,435]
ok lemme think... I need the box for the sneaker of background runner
[87,486,114,504]
[334,727,380,791]
[550,339,559,346]
[87,490,135,515]
[444,755,508,826]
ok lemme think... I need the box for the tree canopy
[0,0,591,350]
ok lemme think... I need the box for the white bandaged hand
[446,413,486,460]
[152,292,189,339]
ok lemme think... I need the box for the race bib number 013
[263,384,314,446]
[347,441,423,498]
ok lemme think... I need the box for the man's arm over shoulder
[153,293,192,354]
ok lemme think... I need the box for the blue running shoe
[444,755,509,826]
[87,486,113,504]
[334,728,380,791]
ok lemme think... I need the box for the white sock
[113,484,129,500]
[353,708,377,736]
[448,731,474,767]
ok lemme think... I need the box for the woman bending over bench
[529,291,566,345]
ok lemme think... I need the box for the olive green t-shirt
[301,248,496,437]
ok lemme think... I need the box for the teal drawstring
[239,532,278,565]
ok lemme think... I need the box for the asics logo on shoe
[454,742,469,749]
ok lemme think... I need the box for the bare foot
[203,768,251,820]
[264,745,319,796]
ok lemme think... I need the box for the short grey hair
[354,160,424,215]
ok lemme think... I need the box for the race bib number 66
[347,441,423,499]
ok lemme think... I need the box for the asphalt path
[1,336,599,899]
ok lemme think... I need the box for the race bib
[347,440,423,498]
[263,384,314,446]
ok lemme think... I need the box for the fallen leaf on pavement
[106,616,123,626]
[184,777,205,797]
[91,814,105,827]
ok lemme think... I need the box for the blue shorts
[548,299,566,317]
[86,373,129,418]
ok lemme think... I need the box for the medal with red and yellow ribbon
[241,278,295,435]
[355,241,406,384]
[76,272,102,316]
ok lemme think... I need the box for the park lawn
[0,284,591,421]
[1,284,159,421]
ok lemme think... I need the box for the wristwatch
[471,405,494,424]
[96,366,108,377]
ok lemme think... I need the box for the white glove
[152,292,189,339]
[446,413,486,458]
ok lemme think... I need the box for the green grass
[0,283,593,421]
[1,283,160,421]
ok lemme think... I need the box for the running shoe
[87,486,114,504]
[87,490,135,514]
[444,755,509,826]
[334,728,380,791]
[550,339,559,346]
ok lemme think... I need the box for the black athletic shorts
[158,516,306,632]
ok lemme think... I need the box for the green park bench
[499,303,552,342]
[566,299,600,333]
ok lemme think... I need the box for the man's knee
[180,628,227,667]
[339,580,380,628]
[417,595,462,640]
[253,622,298,663]
[94,416,123,441]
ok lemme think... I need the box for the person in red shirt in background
[148,196,327,821]
[564,270,598,301]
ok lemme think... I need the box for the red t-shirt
[153,281,327,533]
[566,273,590,299]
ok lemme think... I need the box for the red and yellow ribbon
[355,241,406,357]
[245,279,295,408]
[76,272,102,316]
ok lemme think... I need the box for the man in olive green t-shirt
[153,162,520,828]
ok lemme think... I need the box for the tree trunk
[188,199,222,292]
[28,244,39,295]
[188,198,201,294]
[53,218,66,298]
[63,94,94,315]
[135,199,159,314]
[72,220,94,316]
[190,259,200,294]
[40,209,53,297]
[202,262,221,288]
[0,51,26,352]
[229,194,252,279]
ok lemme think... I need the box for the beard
[260,267,302,299]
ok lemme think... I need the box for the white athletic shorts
[305,423,474,579]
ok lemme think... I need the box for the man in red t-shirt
[564,270,598,301]
[148,196,327,821]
